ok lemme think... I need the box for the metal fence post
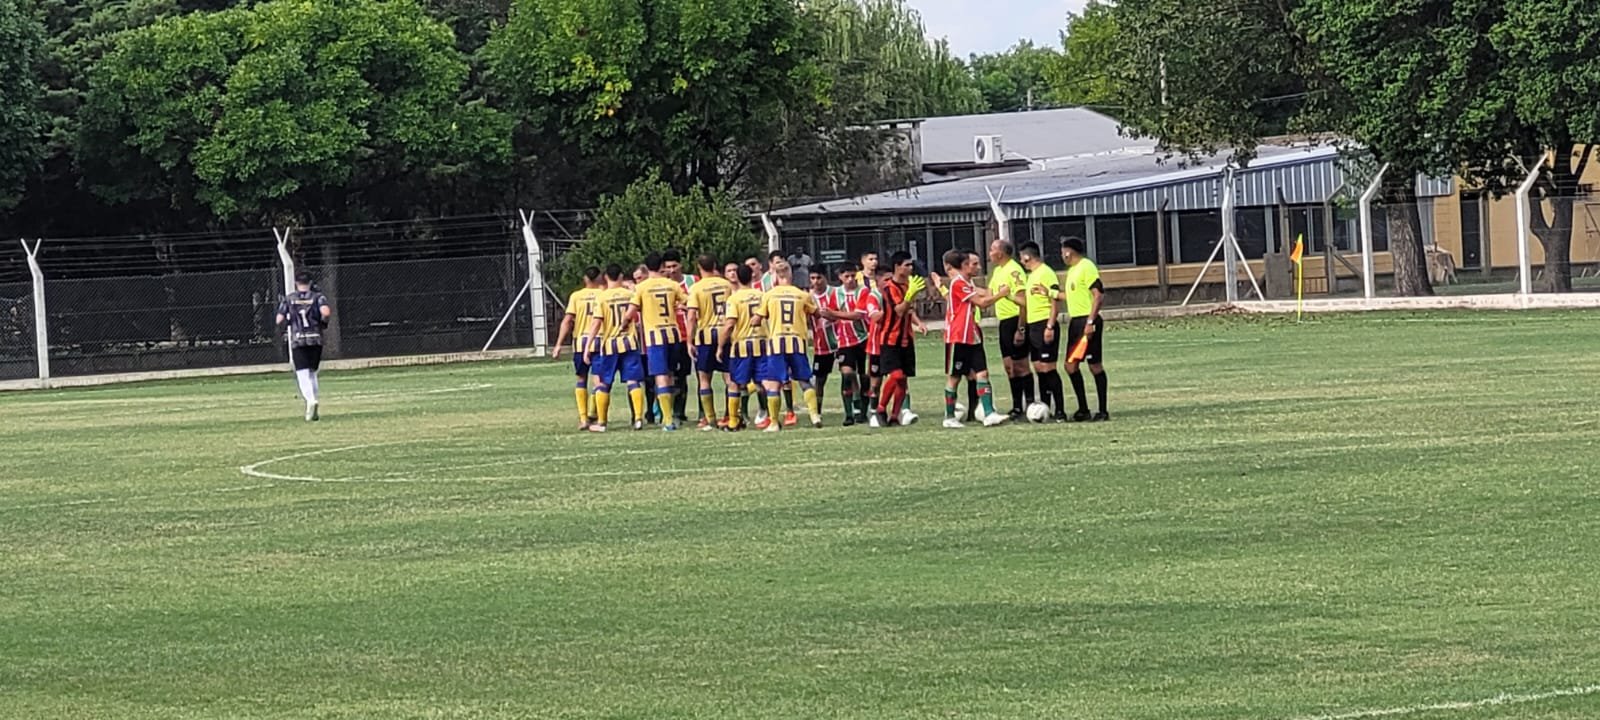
[20,239,48,385]
[273,227,295,360]
[1514,161,1542,296]
[1358,164,1388,299]
[761,213,780,255]
[985,186,1009,243]
[519,210,549,356]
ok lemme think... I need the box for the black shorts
[837,343,867,373]
[945,343,988,377]
[1027,321,1061,363]
[997,317,1029,361]
[868,353,882,378]
[1065,316,1104,364]
[812,351,835,378]
[878,344,916,376]
[671,342,692,377]
[291,344,323,371]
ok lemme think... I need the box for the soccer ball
[1025,402,1050,423]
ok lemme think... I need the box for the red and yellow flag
[1289,236,1304,265]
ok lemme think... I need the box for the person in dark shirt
[275,272,332,421]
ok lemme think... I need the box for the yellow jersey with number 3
[724,288,766,358]
[631,276,688,347]
[759,285,818,356]
[688,276,733,346]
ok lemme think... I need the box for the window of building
[1235,208,1269,259]
[1176,210,1222,264]
[1040,218,1086,269]
[1094,215,1136,266]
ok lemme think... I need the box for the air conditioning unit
[973,135,1004,164]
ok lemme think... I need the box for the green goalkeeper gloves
[905,275,927,302]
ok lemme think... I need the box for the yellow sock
[728,395,742,428]
[629,387,646,421]
[657,389,675,424]
[767,394,781,423]
[595,391,611,425]
[700,393,716,421]
[575,387,590,424]
[747,382,760,399]
[804,387,820,419]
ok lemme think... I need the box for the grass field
[4,310,1600,720]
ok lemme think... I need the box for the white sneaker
[763,423,782,433]
[305,402,319,422]
[942,418,964,429]
[982,411,1007,427]
[588,424,608,433]
[899,408,919,426]
[868,413,882,428]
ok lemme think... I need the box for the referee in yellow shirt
[986,239,1031,420]
[1054,237,1108,421]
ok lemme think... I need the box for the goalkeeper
[870,251,927,426]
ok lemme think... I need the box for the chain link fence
[3,213,590,384]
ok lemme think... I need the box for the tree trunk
[1528,143,1584,293]
[1387,196,1434,297]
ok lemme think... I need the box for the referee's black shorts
[944,343,987,377]
[1065,316,1104,364]
[1026,320,1060,363]
[291,344,324,371]
[670,341,692,377]
[997,317,1029,361]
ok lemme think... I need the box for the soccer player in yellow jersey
[755,260,823,430]
[581,264,647,432]
[717,265,765,431]
[630,252,691,431]
[552,265,602,430]
[1052,237,1108,422]
[686,253,734,431]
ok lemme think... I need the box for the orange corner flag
[1289,236,1305,265]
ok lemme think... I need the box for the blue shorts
[761,352,813,385]
[729,355,761,386]
[572,352,590,378]
[591,350,644,387]
[695,344,726,374]
[645,344,686,377]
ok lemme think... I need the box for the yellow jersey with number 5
[724,287,766,358]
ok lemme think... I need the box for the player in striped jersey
[871,251,927,428]
[551,265,602,430]
[630,252,691,431]
[807,267,840,414]
[937,250,1008,428]
[717,265,765,431]
[821,262,871,425]
[662,248,695,426]
[581,264,647,432]
[756,260,823,430]
[686,253,734,431]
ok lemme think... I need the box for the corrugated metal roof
[918,108,1155,165]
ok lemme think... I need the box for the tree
[555,179,762,293]
[485,0,825,199]
[1045,1,1121,113]
[806,0,984,121]
[0,0,45,214]
[78,0,510,223]
[969,40,1058,113]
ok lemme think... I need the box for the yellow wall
[1476,146,1600,269]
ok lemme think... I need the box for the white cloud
[905,0,1089,58]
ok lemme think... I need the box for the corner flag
[1289,236,1304,265]
[1291,234,1305,322]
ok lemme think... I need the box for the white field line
[240,442,1050,484]
[4,383,496,419]
[0,483,277,513]
[1290,684,1600,720]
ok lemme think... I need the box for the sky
[905,0,1088,58]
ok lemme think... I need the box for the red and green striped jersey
[811,290,841,354]
[823,286,868,349]
[862,288,884,356]
[944,274,982,345]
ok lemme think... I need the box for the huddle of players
[553,238,1110,432]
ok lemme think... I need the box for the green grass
[4,310,1600,719]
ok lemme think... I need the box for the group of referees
[551,237,1110,433]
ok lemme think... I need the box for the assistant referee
[1055,237,1109,422]
[986,238,1031,420]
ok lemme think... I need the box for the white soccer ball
[973,404,987,422]
[1025,402,1050,424]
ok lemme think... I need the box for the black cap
[295,272,313,285]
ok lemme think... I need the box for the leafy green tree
[0,0,45,213]
[806,0,983,121]
[486,0,825,198]
[555,179,762,293]
[969,40,1057,113]
[78,0,510,223]
[1044,1,1121,113]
